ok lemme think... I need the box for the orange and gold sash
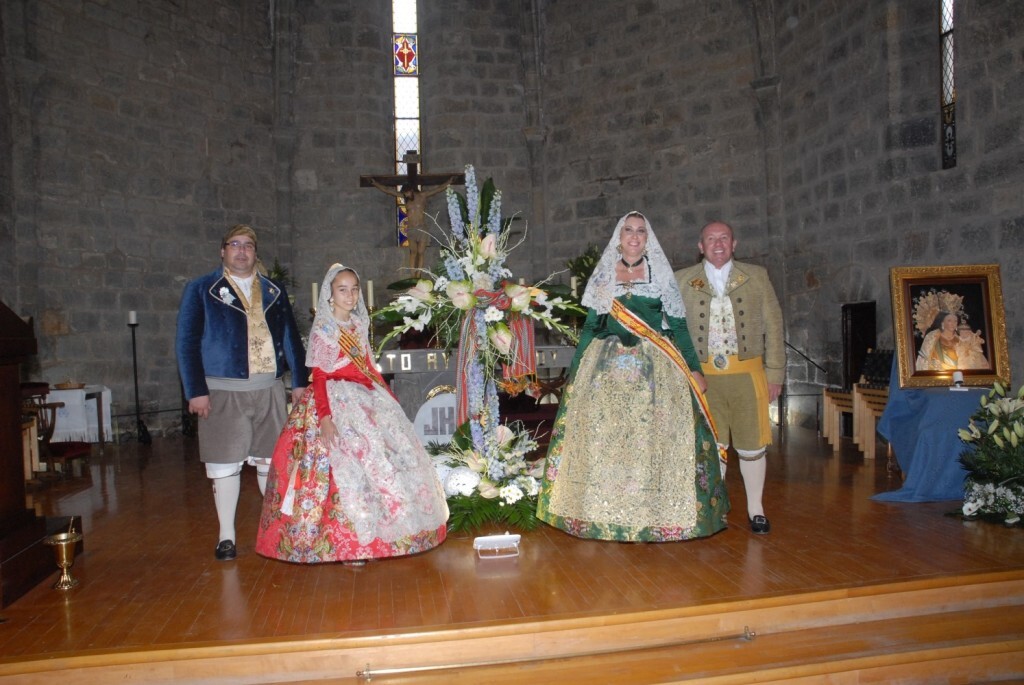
[338,327,388,391]
[610,299,723,458]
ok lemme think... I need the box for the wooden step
[3,570,1021,685]
[341,605,1024,684]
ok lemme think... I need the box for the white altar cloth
[49,385,112,443]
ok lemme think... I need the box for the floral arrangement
[374,167,581,357]
[958,381,1024,525]
[374,165,582,532]
[432,422,543,531]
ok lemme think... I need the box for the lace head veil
[580,211,686,318]
[306,263,369,369]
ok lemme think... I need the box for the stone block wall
[1,0,279,435]
[773,0,1024,421]
[2,0,1021,438]
[539,1,766,277]
[418,0,534,281]
[279,0,395,319]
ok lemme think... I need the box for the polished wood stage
[1,424,1023,684]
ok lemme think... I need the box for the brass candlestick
[45,531,83,590]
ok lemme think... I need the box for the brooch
[689,278,706,289]
[218,287,236,305]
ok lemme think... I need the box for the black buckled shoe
[215,540,237,561]
[749,515,771,535]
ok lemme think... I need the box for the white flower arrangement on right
[958,381,1024,525]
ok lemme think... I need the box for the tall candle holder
[368,304,376,351]
[128,316,152,445]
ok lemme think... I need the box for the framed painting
[891,264,1010,388]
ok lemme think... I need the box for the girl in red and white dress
[256,263,448,563]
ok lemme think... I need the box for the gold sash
[338,327,388,391]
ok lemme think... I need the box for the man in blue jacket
[176,224,308,560]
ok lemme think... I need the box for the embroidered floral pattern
[707,295,739,357]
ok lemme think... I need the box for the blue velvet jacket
[176,268,309,400]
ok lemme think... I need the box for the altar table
[48,385,112,445]
[871,362,982,503]
[381,345,574,422]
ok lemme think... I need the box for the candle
[518,278,525,286]
[570,277,578,298]
[312,282,318,306]
[367,280,374,309]
[128,310,137,325]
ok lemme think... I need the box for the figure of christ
[368,177,457,269]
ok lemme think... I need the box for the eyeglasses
[224,240,256,252]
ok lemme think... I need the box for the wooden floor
[2,423,1024,683]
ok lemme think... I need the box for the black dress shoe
[749,515,771,534]
[215,540,237,561]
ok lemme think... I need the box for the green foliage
[566,244,602,294]
[267,258,295,288]
[445,492,539,533]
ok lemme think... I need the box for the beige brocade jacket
[674,260,786,386]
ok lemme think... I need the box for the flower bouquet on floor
[431,421,543,531]
[373,165,582,532]
[958,381,1024,526]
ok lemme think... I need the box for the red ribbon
[454,282,537,425]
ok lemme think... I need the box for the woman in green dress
[537,212,729,541]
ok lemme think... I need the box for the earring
[616,244,623,255]
[643,247,649,258]
[328,298,334,305]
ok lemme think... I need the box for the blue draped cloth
[872,358,983,503]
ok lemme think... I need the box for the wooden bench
[822,388,853,451]
[852,383,890,461]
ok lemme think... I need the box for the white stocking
[737,448,767,519]
[254,458,271,497]
[211,473,241,543]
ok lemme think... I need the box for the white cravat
[703,260,733,297]
[229,274,255,301]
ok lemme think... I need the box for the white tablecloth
[49,385,112,443]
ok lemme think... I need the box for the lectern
[0,300,51,606]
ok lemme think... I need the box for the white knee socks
[211,473,241,543]
[736,448,767,518]
[255,462,270,496]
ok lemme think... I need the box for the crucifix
[360,151,465,264]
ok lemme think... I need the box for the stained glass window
[940,0,956,169]
[393,0,420,244]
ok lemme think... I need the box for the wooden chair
[22,398,92,479]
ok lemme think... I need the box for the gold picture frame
[891,264,1010,388]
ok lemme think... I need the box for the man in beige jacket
[675,221,785,534]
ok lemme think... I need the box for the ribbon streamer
[455,283,537,425]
